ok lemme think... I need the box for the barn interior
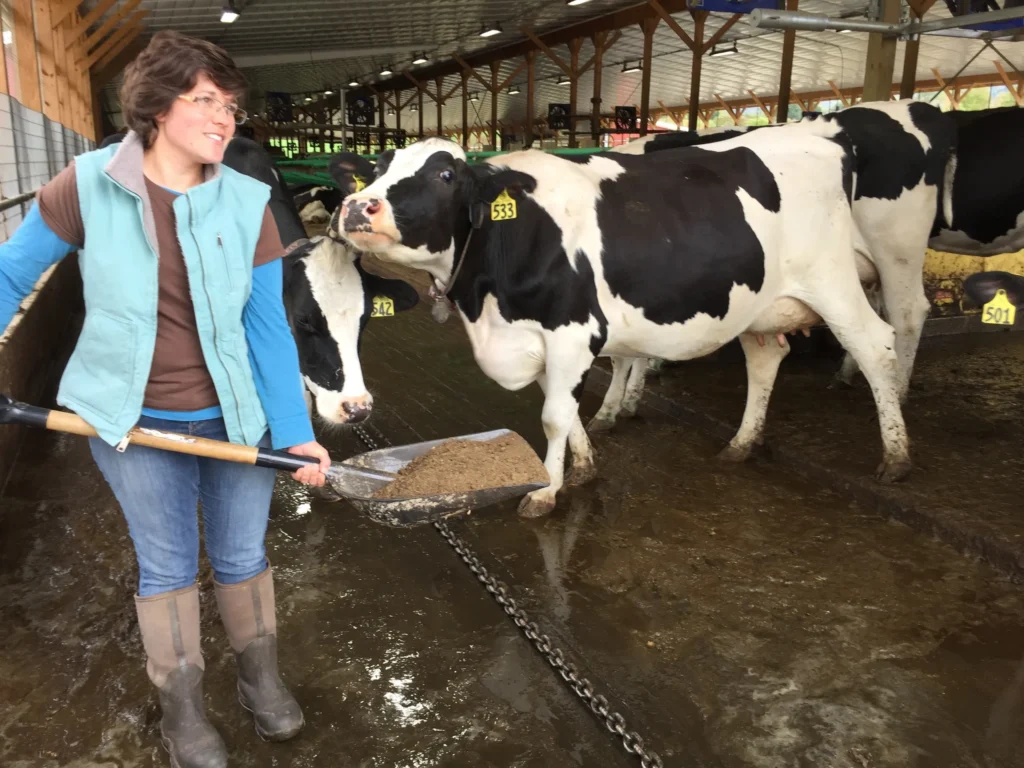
[1,1,1024,767]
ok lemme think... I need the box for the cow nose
[365,198,381,216]
[340,399,372,424]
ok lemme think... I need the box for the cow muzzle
[339,196,398,249]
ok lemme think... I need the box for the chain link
[352,424,665,768]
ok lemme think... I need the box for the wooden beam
[33,0,60,121]
[13,0,42,112]
[362,0,692,94]
[687,10,707,131]
[403,70,438,103]
[452,53,492,92]
[76,0,141,62]
[715,93,741,124]
[862,0,900,102]
[702,13,742,55]
[591,32,607,144]
[748,90,773,120]
[776,0,798,121]
[827,80,849,106]
[86,16,144,70]
[68,0,117,44]
[53,13,71,128]
[497,59,527,93]
[0,10,8,94]
[647,0,695,51]
[993,60,1023,105]
[638,17,659,136]
[50,0,80,28]
[526,49,536,148]
[461,69,468,150]
[435,76,443,134]
[931,68,963,109]
[490,61,499,148]
[520,26,573,78]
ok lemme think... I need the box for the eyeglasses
[178,93,248,124]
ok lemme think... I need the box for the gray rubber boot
[135,584,228,768]
[215,563,304,742]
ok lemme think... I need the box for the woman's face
[155,73,238,165]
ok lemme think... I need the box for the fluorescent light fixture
[556,75,570,86]
[324,88,333,95]
[304,97,312,102]
[508,85,521,95]
[411,104,418,112]
[567,0,593,5]
[709,43,738,56]
[412,52,429,64]
[469,92,480,102]
[348,78,360,87]
[387,108,395,115]
[380,64,393,76]
[480,21,502,37]
[220,0,239,23]
[622,61,641,73]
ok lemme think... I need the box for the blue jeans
[89,416,277,597]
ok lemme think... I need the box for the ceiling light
[380,64,393,76]
[348,78,360,87]
[324,88,333,95]
[220,0,239,23]
[709,42,738,56]
[412,52,429,64]
[387,108,395,115]
[508,85,521,95]
[567,0,593,5]
[469,92,480,102]
[556,75,570,86]
[304,97,312,102]
[622,61,641,73]
[836,28,852,33]
[411,104,418,112]
[480,21,502,37]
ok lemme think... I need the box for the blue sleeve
[0,204,76,334]
[243,258,316,450]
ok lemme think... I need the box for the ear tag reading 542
[371,296,395,318]
[490,189,517,221]
[982,289,1016,326]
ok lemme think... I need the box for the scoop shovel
[0,394,547,528]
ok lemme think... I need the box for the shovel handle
[0,393,323,473]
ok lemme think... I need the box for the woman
[0,31,329,767]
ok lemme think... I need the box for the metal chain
[352,424,665,768]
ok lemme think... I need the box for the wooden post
[418,90,424,137]
[900,0,936,99]
[377,92,386,152]
[776,0,798,121]
[393,90,401,139]
[688,11,707,132]
[862,0,900,102]
[591,32,606,145]
[461,70,468,150]
[526,50,535,148]
[435,77,443,134]
[568,38,582,147]
[33,0,60,121]
[639,17,658,136]
[13,0,42,112]
[490,61,499,149]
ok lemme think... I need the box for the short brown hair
[119,30,247,148]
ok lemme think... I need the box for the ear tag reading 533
[982,289,1016,326]
[490,189,517,221]
[371,296,395,318]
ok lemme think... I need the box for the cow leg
[875,257,930,404]
[588,356,632,433]
[520,348,596,519]
[831,285,883,390]
[719,332,790,462]
[619,357,649,418]
[804,285,911,482]
[565,414,598,486]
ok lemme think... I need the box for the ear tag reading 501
[371,296,395,318]
[982,289,1016,326]
[490,189,517,221]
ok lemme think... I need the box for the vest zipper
[188,196,244,438]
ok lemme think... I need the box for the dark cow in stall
[335,129,915,517]
[98,132,419,425]
[593,100,955,434]
[292,183,343,225]
[963,271,1024,309]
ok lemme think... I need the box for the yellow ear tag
[353,175,366,192]
[371,296,395,318]
[981,289,1016,326]
[490,189,517,221]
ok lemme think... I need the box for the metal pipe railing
[0,189,37,213]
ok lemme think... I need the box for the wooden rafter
[993,60,1023,105]
[76,0,142,63]
[748,89,774,120]
[68,0,117,43]
[96,24,141,71]
[827,80,850,106]
[647,0,695,50]
[714,93,742,124]
[452,53,492,92]
[702,13,742,55]
[520,26,574,78]
[931,68,963,109]
[402,70,439,103]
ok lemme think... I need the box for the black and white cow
[963,271,1024,309]
[99,132,419,425]
[335,130,913,517]
[292,183,343,225]
[594,100,955,433]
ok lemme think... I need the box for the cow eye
[439,169,454,184]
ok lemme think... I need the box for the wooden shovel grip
[45,410,259,464]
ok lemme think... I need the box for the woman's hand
[285,441,332,487]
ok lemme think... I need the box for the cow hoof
[717,444,751,463]
[828,376,856,391]
[566,461,598,487]
[518,494,556,519]
[875,457,912,483]
[621,405,639,419]
[587,416,616,434]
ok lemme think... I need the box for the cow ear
[329,153,377,196]
[362,272,420,313]
[964,271,1024,309]
[476,169,535,205]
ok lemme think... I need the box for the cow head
[334,138,531,286]
[963,271,1024,309]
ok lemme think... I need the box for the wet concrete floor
[2,264,1024,767]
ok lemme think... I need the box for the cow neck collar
[429,202,485,308]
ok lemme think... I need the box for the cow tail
[942,149,957,229]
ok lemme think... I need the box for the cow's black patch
[645,128,749,152]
